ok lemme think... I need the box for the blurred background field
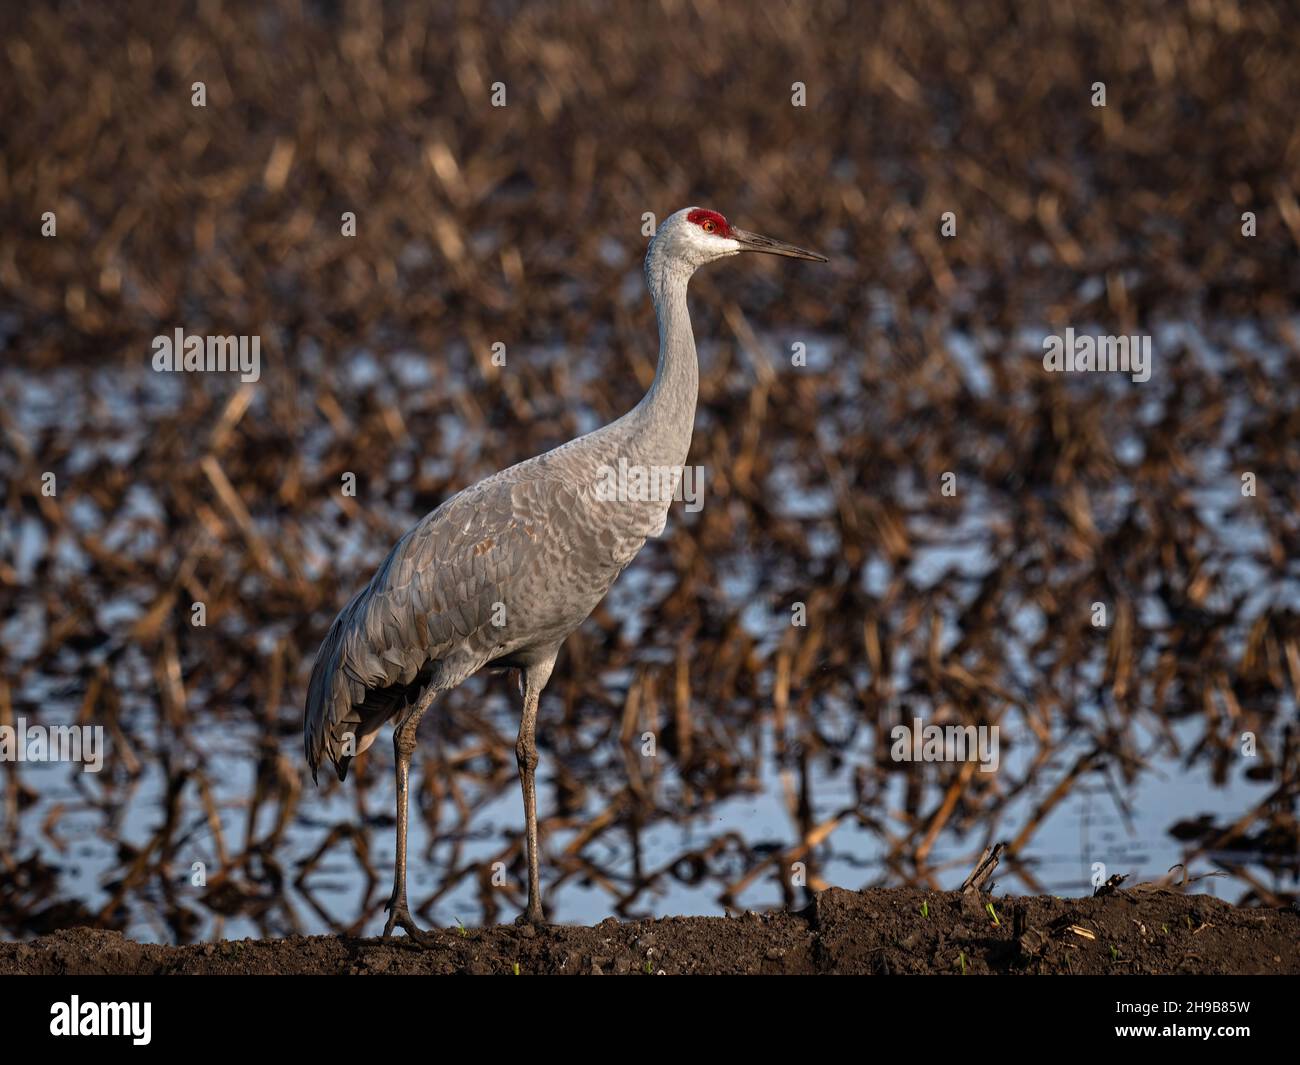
[1,0,1298,942]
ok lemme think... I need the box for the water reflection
[2,321,1298,943]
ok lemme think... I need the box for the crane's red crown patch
[686,209,730,237]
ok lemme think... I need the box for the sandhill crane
[304,207,826,938]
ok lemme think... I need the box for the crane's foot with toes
[383,895,436,946]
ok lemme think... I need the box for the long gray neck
[627,252,697,468]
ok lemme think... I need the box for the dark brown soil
[2,887,1296,975]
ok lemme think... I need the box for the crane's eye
[702,220,716,233]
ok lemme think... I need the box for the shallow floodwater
[2,322,1297,943]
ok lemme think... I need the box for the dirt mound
[2,887,1295,975]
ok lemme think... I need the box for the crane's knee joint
[395,726,419,758]
[515,737,538,772]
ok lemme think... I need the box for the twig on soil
[960,842,1007,894]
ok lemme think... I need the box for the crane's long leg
[516,658,555,924]
[383,685,437,943]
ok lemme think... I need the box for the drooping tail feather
[304,609,417,782]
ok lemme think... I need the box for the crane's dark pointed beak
[730,226,827,262]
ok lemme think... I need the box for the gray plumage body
[304,218,700,782]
